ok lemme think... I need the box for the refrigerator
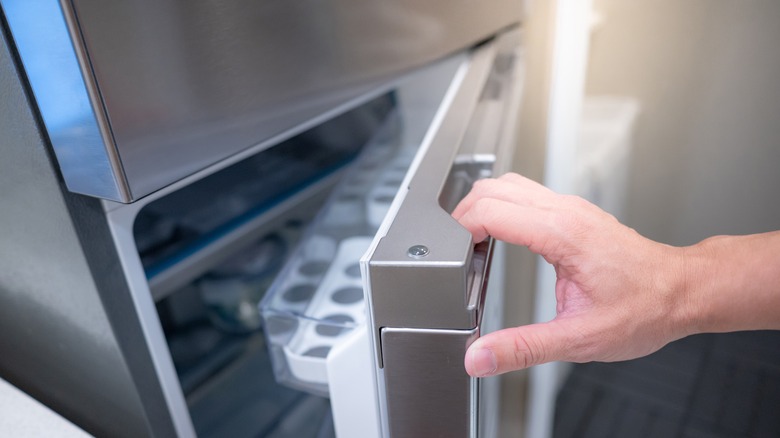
[0,1,526,437]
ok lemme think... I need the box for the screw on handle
[407,245,429,258]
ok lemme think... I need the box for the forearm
[681,231,780,334]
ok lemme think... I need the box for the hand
[452,173,692,376]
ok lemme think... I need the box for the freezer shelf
[133,93,396,302]
[146,176,340,303]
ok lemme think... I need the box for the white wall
[587,0,780,245]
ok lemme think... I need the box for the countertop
[0,378,90,437]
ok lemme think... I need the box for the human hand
[452,173,692,377]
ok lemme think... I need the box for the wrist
[663,238,723,338]
[676,236,738,335]
[685,232,780,333]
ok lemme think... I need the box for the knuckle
[471,178,494,194]
[552,196,593,235]
[512,333,544,369]
[498,172,522,182]
[473,197,498,220]
[568,194,590,206]
[553,208,582,234]
[560,194,591,212]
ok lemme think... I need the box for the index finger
[456,197,561,259]
[451,173,553,221]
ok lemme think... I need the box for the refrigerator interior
[126,54,464,437]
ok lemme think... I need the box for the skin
[451,172,780,377]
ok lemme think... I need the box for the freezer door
[362,30,524,438]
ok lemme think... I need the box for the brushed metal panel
[70,0,521,200]
[366,30,524,437]
[368,43,497,337]
[0,21,181,436]
[4,0,521,201]
[0,0,129,201]
[381,327,479,438]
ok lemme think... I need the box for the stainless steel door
[362,31,524,437]
[1,0,522,202]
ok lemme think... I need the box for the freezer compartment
[143,182,335,436]
[130,93,397,437]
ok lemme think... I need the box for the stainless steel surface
[368,43,498,342]
[376,241,493,438]
[2,0,521,202]
[380,327,480,438]
[365,31,524,437]
[0,0,129,201]
[477,241,508,438]
[0,377,90,437]
[0,23,174,437]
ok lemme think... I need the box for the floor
[554,331,780,438]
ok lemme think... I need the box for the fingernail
[470,348,497,377]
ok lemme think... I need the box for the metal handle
[368,41,498,342]
[364,29,521,437]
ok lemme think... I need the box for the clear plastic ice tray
[260,111,418,396]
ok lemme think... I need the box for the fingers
[452,173,553,221]
[455,197,563,258]
[452,173,564,251]
[464,321,575,376]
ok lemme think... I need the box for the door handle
[364,32,518,437]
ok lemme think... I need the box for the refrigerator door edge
[362,29,524,437]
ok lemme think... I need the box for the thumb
[464,321,573,376]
